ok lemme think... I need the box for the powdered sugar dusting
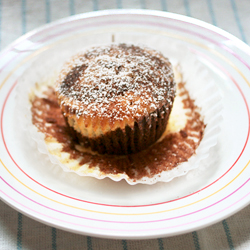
[56,44,176,122]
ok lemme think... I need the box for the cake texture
[55,44,176,155]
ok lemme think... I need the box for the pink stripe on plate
[0,176,250,232]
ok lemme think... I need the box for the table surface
[1,0,250,249]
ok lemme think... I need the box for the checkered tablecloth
[1,0,250,249]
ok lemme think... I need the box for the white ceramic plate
[0,9,250,239]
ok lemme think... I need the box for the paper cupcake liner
[66,103,172,155]
[16,40,223,185]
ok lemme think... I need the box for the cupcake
[55,44,176,155]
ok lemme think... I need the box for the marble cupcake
[55,44,176,155]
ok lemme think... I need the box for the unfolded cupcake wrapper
[16,39,223,185]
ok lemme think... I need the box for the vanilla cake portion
[55,44,176,155]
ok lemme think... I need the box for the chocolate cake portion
[55,43,176,155]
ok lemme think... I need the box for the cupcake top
[55,44,176,130]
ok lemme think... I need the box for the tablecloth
[0,0,250,249]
